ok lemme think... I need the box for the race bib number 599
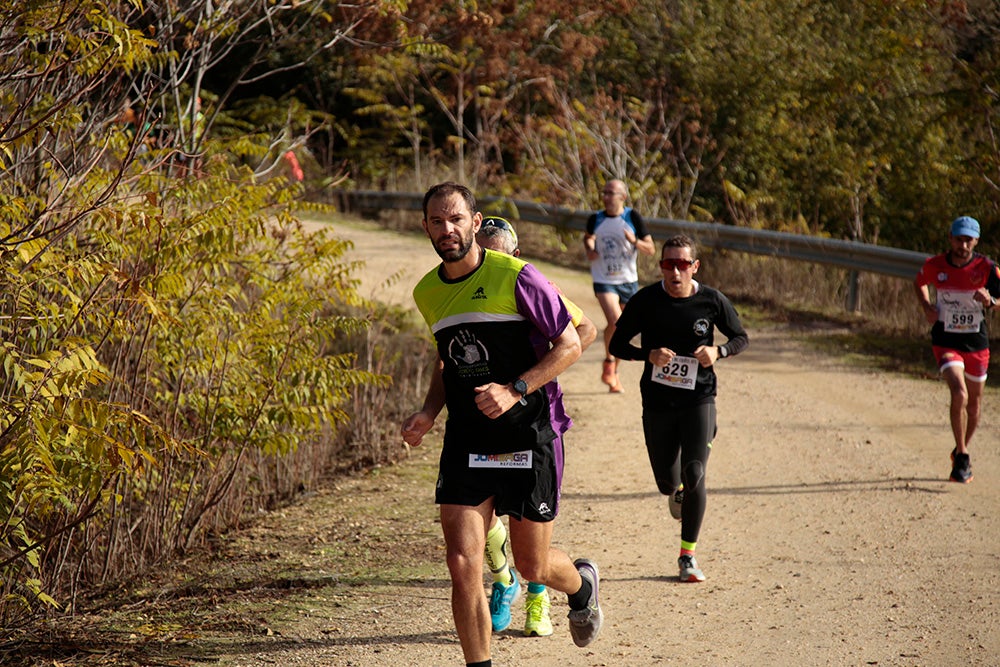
[650,355,698,390]
[938,290,984,334]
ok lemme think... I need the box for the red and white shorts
[932,346,990,383]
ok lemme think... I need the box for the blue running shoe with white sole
[489,569,521,632]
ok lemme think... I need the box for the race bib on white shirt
[938,290,984,333]
[650,355,698,390]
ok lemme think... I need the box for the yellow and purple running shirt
[413,249,573,453]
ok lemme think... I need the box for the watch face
[514,379,528,396]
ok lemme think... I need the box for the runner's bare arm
[634,234,656,256]
[401,355,445,446]
[913,280,938,325]
[583,232,599,261]
[576,314,598,351]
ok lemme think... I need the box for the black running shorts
[435,435,563,523]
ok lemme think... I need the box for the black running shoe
[950,450,973,483]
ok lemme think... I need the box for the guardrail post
[846,270,860,312]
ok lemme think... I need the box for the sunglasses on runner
[659,258,696,271]
[481,216,518,246]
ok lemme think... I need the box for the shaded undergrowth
[0,446,444,667]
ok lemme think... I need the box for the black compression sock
[467,661,491,667]
[567,576,593,610]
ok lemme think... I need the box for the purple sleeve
[514,262,572,342]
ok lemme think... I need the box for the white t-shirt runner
[586,207,650,285]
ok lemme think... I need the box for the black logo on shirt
[472,286,488,300]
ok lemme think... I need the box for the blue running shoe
[489,569,521,632]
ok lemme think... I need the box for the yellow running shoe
[523,589,553,637]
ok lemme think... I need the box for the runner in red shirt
[914,216,1000,483]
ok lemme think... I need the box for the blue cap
[951,216,980,239]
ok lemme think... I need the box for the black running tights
[641,402,716,544]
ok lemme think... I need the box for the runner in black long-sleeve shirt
[610,234,748,583]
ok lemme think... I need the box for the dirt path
[206,219,1000,666]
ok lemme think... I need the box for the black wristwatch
[512,378,529,406]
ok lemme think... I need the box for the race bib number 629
[650,355,698,390]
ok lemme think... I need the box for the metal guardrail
[336,190,929,281]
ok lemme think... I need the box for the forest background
[2,0,1000,644]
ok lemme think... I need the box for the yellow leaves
[135,621,184,638]
[723,178,747,203]
[16,238,48,264]
[24,357,51,370]
[1,78,394,617]
[23,578,62,610]
[133,287,175,327]
[14,344,109,400]
[110,267,182,328]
